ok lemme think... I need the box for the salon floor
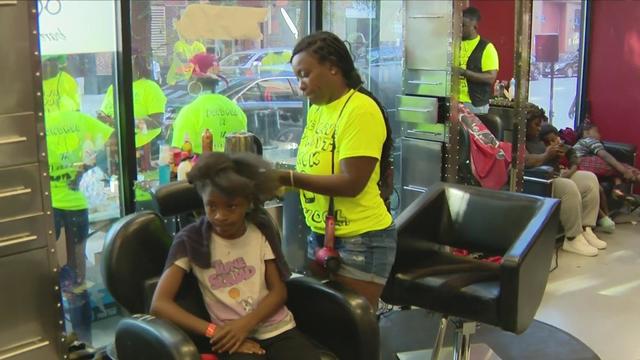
[87,221,640,360]
[535,220,640,360]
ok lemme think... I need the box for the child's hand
[622,169,636,181]
[235,339,265,355]
[210,318,253,354]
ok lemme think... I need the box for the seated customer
[575,122,640,195]
[525,104,606,256]
[540,124,615,234]
[151,152,321,359]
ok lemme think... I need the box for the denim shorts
[307,224,397,285]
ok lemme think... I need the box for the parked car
[219,48,293,80]
[542,51,580,78]
[164,75,305,148]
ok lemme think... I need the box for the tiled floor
[536,221,640,360]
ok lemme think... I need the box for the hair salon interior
[2,0,639,359]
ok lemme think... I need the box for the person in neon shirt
[279,32,396,310]
[171,74,247,154]
[99,54,167,171]
[456,7,499,114]
[167,36,206,85]
[45,110,114,344]
[42,55,81,114]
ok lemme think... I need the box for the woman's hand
[210,317,253,354]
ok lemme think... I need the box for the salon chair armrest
[286,276,378,360]
[115,315,200,360]
[500,197,560,333]
[523,166,554,197]
[603,141,637,166]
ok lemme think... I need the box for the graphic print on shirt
[209,257,256,312]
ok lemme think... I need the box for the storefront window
[38,0,123,348]
[529,0,586,129]
[129,0,310,210]
[323,0,404,213]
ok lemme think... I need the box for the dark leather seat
[102,180,379,360]
[382,183,559,358]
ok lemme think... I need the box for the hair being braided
[291,31,393,192]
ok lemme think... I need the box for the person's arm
[525,144,563,168]
[597,149,633,178]
[211,260,287,354]
[461,68,498,85]
[279,156,378,197]
[150,264,212,337]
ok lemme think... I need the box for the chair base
[397,343,501,360]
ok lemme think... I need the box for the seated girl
[151,152,321,360]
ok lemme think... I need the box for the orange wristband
[205,323,217,338]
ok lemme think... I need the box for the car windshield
[220,53,255,66]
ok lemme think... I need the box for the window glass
[529,0,585,129]
[37,0,123,348]
[130,0,309,211]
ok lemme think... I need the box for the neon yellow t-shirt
[100,78,167,119]
[45,111,114,210]
[171,93,247,153]
[42,71,81,114]
[167,40,206,85]
[458,36,499,103]
[296,90,392,237]
[100,79,166,147]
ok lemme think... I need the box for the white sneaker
[563,234,598,256]
[583,227,607,249]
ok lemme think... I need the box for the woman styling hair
[279,31,396,309]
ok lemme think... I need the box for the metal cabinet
[404,0,453,97]
[0,1,63,359]
[400,137,443,211]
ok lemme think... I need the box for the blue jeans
[54,208,92,344]
[307,224,397,285]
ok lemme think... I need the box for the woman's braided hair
[291,31,393,196]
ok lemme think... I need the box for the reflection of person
[457,7,499,114]
[99,54,166,172]
[190,46,220,78]
[45,110,114,343]
[151,152,321,359]
[524,104,606,257]
[347,32,368,68]
[167,36,206,85]
[42,56,81,114]
[171,75,247,153]
[282,31,396,309]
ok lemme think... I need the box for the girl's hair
[187,152,280,208]
[291,31,393,190]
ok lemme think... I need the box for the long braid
[292,32,394,197]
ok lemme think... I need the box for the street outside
[528,76,579,130]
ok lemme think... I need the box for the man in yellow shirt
[456,7,499,114]
[42,56,81,114]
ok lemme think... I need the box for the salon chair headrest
[152,180,203,217]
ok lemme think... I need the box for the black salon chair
[101,180,379,360]
[381,183,559,359]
